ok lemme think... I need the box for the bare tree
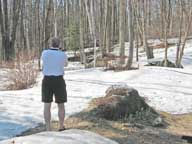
[79,0,86,65]
[44,0,54,48]
[0,0,5,59]
[126,0,134,69]
[53,0,58,37]
[161,0,171,66]
[175,0,184,67]
[141,0,154,60]
[84,0,97,67]
[119,0,126,65]
[177,7,192,67]
[0,0,21,61]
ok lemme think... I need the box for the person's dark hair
[51,37,60,48]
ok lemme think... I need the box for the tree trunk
[177,9,192,67]
[37,0,42,70]
[20,0,28,51]
[175,1,183,67]
[110,0,115,47]
[142,0,154,60]
[119,0,126,65]
[0,0,21,61]
[79,0,86,65]
[54,0,58,37]
[84,0,97,67]
[99,0,105,57]
[126,0,134,69]
[0,0,5,60]
[3,0,11,60]
[106,0,112,53]
[162,0,171,66]
[45,0,54,48]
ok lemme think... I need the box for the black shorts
[42,76,67,103]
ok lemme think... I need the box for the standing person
[41,37,68,131]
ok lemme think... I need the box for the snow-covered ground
[0,39,192,141]
[0,129,118,144]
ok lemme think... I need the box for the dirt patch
[19,112,192,144]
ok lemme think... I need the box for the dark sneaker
[58,127,66,131]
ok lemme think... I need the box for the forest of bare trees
[0,0,192,68]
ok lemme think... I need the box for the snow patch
[0,129,118,144]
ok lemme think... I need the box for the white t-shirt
[41,48,68,76]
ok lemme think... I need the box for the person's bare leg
[58,103,65,129]
[44,103,52,131]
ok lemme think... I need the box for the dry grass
[0,60,15,69]
[63,112,191,144]
[161,112,192,136]
[7,51,39,90]
[19,111,191,144]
